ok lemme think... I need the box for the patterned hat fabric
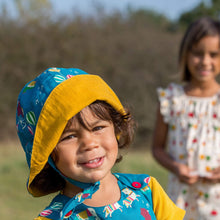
[16,67,124,196]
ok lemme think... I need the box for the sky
[1,0,205,21]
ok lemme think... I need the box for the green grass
[0,143,168,220]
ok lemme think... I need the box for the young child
[16,67,184,219]
[152,17,220,219]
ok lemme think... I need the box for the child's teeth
[88,158,98,163]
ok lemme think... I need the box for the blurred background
[0,0,219,219]
[2,0,220,145]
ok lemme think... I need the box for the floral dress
[34,173,184,220]
[157,83,220,220]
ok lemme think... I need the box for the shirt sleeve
[149,177,185,220]
[157,83,177,123]
[34,217,52,220]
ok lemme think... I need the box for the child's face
[52,106,118,184]
[187,36,220,83]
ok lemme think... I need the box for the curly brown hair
[30,100,135,196]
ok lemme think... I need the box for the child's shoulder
[34,217,51,220]
[157,82,183,97]
[114,173,151,188]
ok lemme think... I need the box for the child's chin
[87,173,106,183]
[88,177,102,183]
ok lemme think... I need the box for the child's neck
[185,80,220,97]
[62,173,120,207]
[84,173,120,207]
[62,182,82,197]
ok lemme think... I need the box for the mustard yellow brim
[28,74,124,196]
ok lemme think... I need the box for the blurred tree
[13,0,53,24]
[127,8,169,28]
[0,2,8,18]
[0,5,181,146]
[178,0,220,26]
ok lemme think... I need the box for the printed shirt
[34,173,184,220]
[157,83,220,219]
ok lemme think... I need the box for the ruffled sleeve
[157,83,182,123]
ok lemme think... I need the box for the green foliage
[13,0,52,24]
[127,8,170,29]
[179,0,220,27]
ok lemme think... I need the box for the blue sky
[1,0,204,20]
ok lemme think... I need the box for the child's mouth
[80,157,104,169]
[198,69,211,76]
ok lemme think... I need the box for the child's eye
[210,52,219,58]
[191,50,202,57]
[60,134,76,142]
[93,126,104,132]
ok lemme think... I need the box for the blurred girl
[16,67,184,219]
[152,17,220,219]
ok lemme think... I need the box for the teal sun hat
[16,67,124,197]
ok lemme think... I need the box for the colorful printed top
[158,83,220,219]
[34,173,185,220]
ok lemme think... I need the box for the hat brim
[28,74,124,196]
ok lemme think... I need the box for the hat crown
[16,67,88,166]
[16,67,123,196]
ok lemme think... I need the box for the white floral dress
[157,83,220,220]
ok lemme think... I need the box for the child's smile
[187,36,220,83]
[52,106,119,184]
[79,156,105,169]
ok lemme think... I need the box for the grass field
[0,142,168,220]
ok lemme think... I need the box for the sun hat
[16,67,124,196]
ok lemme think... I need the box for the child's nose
[201,54,211,65]
[80,133,98,151]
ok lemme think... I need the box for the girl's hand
[201,167,220,184]
[175,163,199,185]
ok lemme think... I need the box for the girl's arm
[152,105,199,185]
